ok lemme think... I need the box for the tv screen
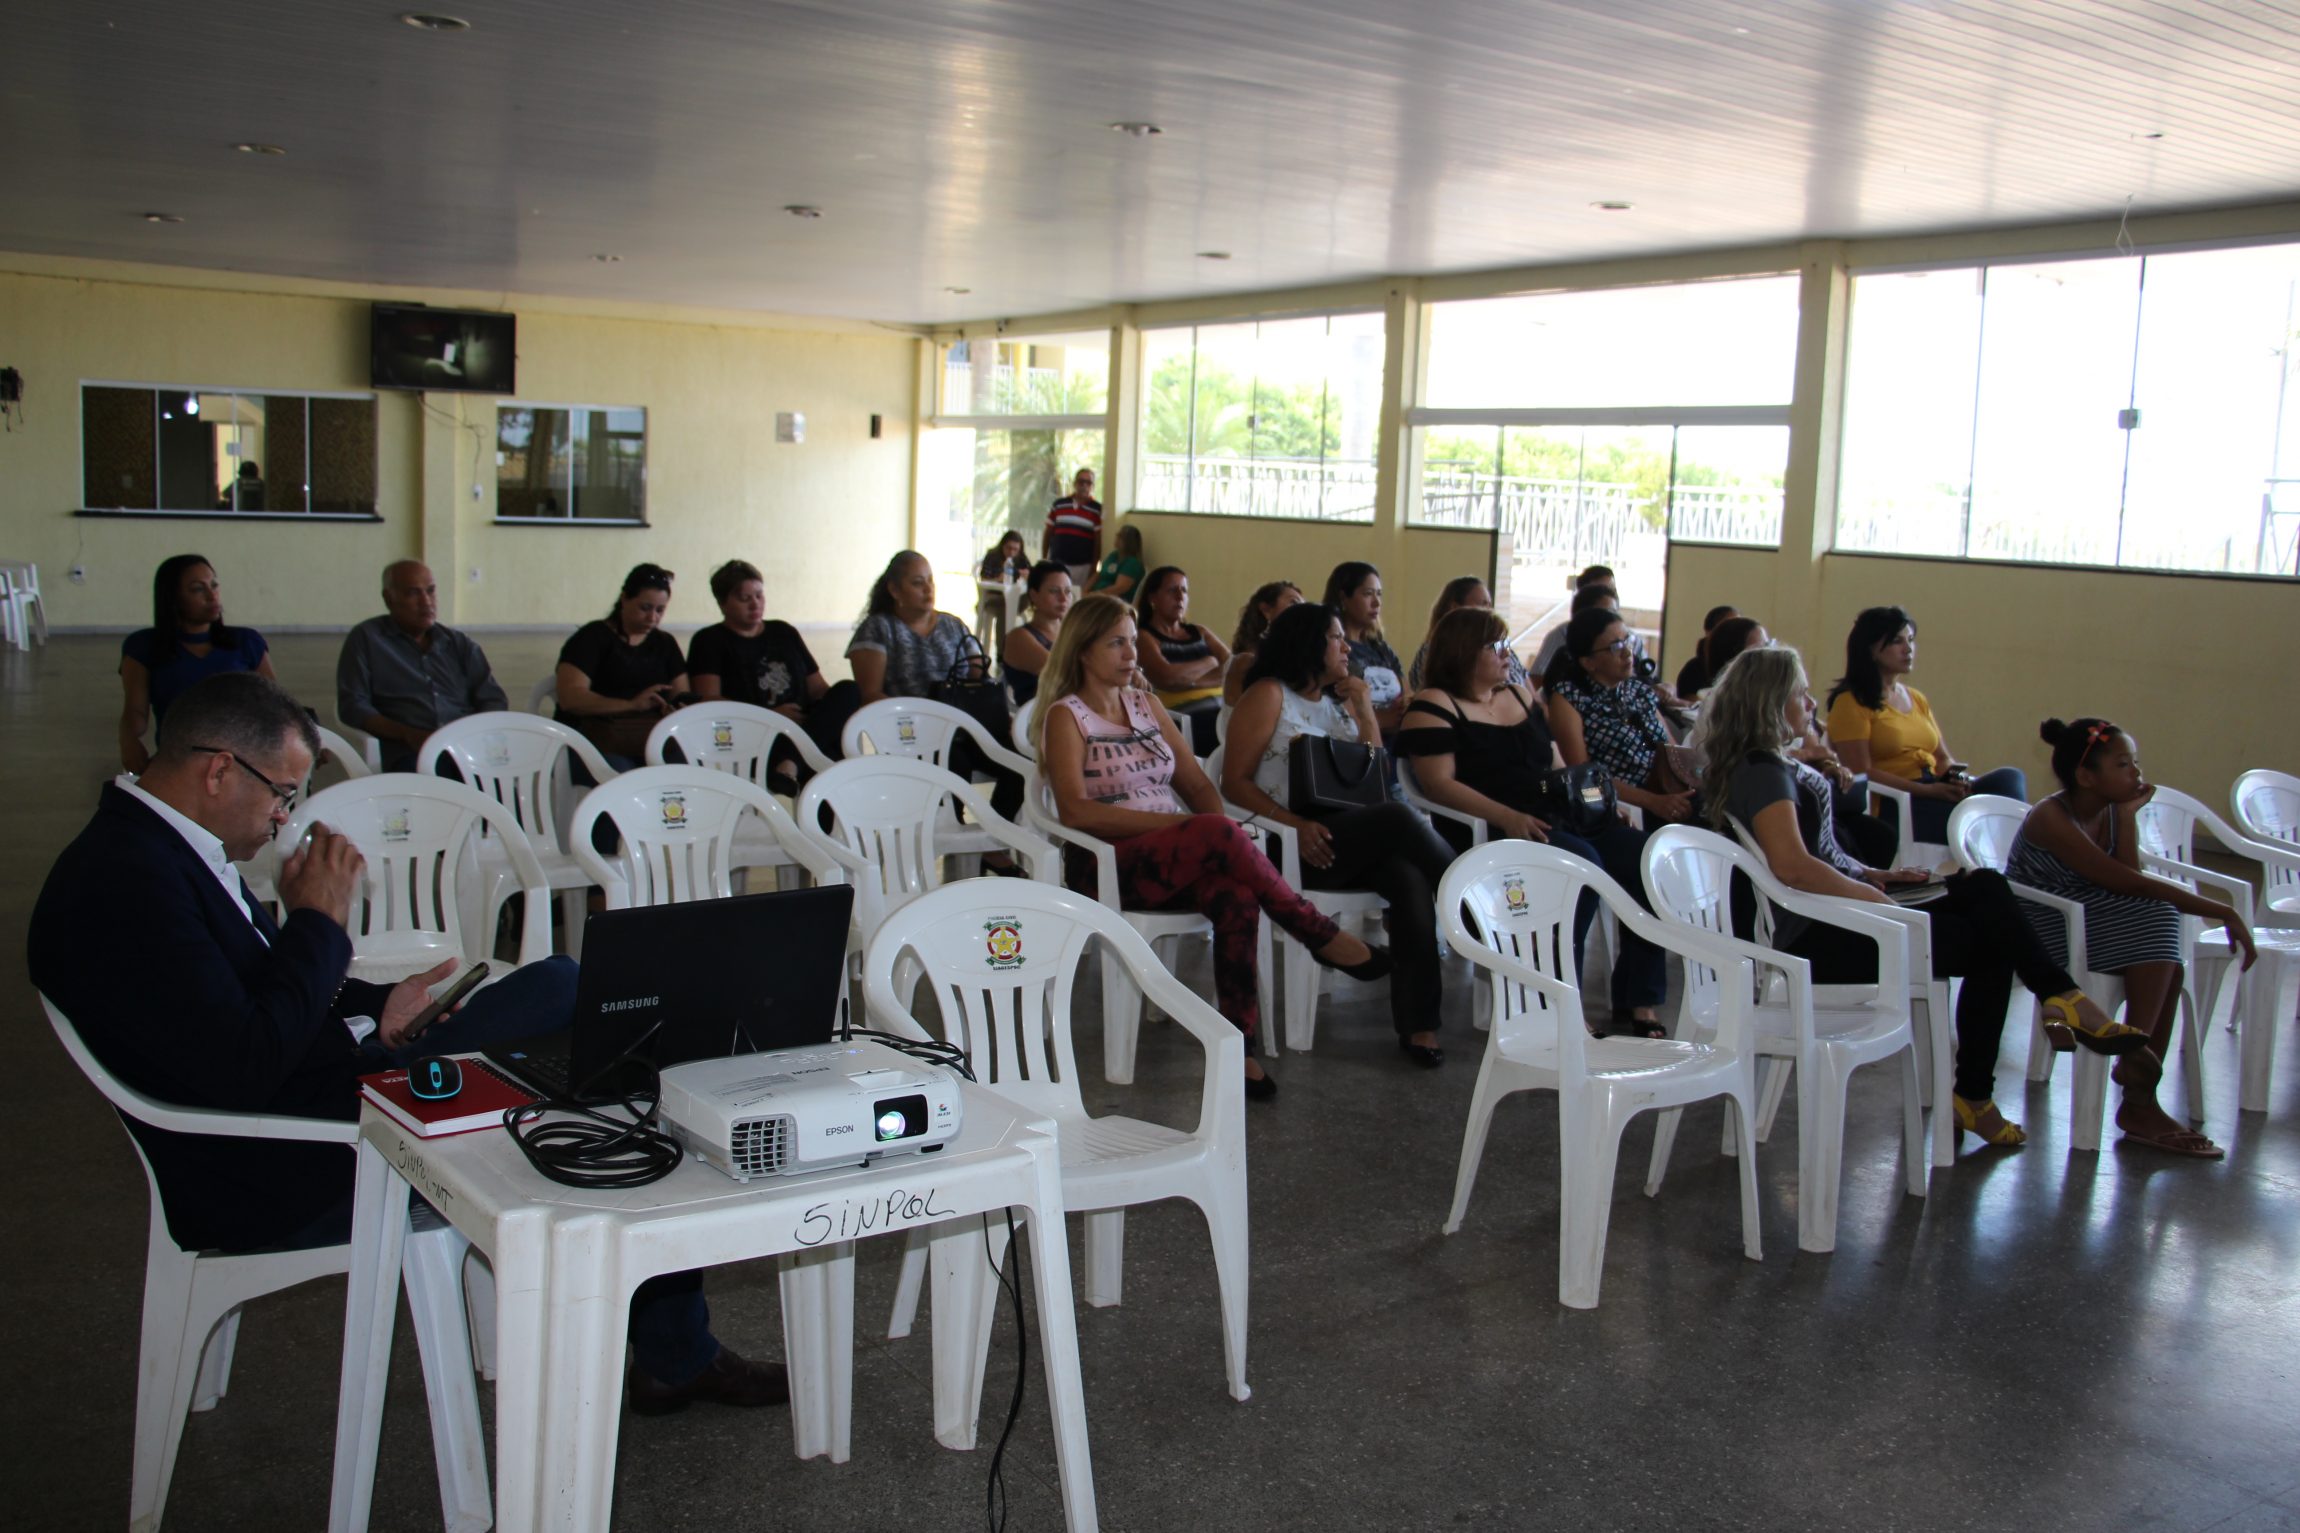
[370,304,516,394]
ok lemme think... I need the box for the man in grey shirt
[337,560,509,770]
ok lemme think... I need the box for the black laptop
[483,886,855,1102]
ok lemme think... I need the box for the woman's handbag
[1533,761,1619,836]
[1289,734,1389,819]
[928,636,1012,746]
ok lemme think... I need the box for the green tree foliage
[1423,429,1776,529]
[1143,356,1339,461]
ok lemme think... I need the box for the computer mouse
[409,1055,463,1101]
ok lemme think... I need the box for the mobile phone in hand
[400,962,491,1043]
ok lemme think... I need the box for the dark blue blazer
[29,785,393,1252]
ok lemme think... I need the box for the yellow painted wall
[1664,543,2300,811]
[0,264,917,631]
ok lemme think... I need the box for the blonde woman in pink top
[1034,595,1392,1102]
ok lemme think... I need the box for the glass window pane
[1835,270,1984,556]
[308,396,377,514]
[83,386,157,510]
[1965,260,2140,566]
[1490,425,1673,654]
[570,408,646,521]
[919,423,1106,554]
[494,406,562,518]
[1425,276,1799,410]
[2121,244,2300,574]
[1138,328,1198,509]
[943,331,1107,415]
[155,387,215,511]
[1669,425,1786,547]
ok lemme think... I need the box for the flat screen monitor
[370,303,516,394]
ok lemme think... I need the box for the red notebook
[359,1056,540,1138]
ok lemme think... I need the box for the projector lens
[876,1110,905,1140]
[873,1093,928,1142]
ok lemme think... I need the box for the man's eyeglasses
[189,746,298,812]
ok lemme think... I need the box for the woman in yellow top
[1823,605,2025,845]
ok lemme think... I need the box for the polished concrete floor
[6,633,2300,1533]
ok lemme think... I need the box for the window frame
[74,379,382,522]
[492,398,651,528]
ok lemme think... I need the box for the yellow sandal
[1952,1095,2027,1149]
[2041,990,2151,1057]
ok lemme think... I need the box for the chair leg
[1282,935,1320,1052]
[402,1227,491,1533]
[1923,987,1957,1169]
[2025,1005,2059,1083]
[1099,945,1143,1085]
[2178,990,2206,1123]
[1899,1042,1929,1197]
[1254,915,1279,1059]
[1753,1055,1793,1144]
[2238,958,2295,1115]
[1082,1209,1126,1309]
[886,1226,930,1339]
[1797,1054,1849,1254]
[1196,1173,1253,1402]
[1727,1089,1764,1263]
[1557,1099,1625,1310]
[190,1306,240,1411]
[2069,1050,2112,1153]
[558,886,588,960]
[132,1242,202,1532]
[1643,1105,1683,1197]
[1441,1059,1511,1234]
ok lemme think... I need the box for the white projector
[656,1039,964,1182]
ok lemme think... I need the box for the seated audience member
[1044,468,1104,587]
[1001,561,1074,707]
[335,560,509,772]
[1224,602,1456,1068]
[848,549,1022,821]
[1529,581,1641,680]
[1408,575,1530,694]
[1701,617,1896,866]
[1673,604,1740,698]
[1824,605,2025,845]
[1036,595,1391,1101]
[1703,647,2142,1152]
[1086,522,1146,604]
[978,529,1029,585]
[1396,608,1668,1035]
[688,559,847,783]
[1134,565,1231,756]
[2007,717,2258,1159]
[555,563,689,769]
[120,554,275,774]
[29,674,786,1410]
[1546,606,1694,824]
[1222,580,1304,706]
[1322,561,1409,734]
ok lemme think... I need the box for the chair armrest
[2140,852,2255,926]
[942,778,1059,884]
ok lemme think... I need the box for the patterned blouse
[1550,674,1672,786]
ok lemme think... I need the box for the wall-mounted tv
[370,303,516,394]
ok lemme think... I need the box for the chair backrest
[845,696,1031,781]
[284,775,551,965]
[646,701,832,785]
[2232,768,2300,904]
[1009,698,1038,761]
[570,765,839,907]
[417,713,613,859]
[1438,842,1611,1083]
[1640,824,1745,1032]
[1946,793,2029,873]
[312,724,377,782]
[863,880,1234,1132]
[525,674,557,715]
[796,756,1054,938]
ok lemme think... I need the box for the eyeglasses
[1486,639,1515,656]
[189,746,298,812]
[1591,639,1634,655]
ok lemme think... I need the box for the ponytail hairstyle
[2039,716,2124,792]
[1230,580,1303,653]
[608,563,675,627]
[1702,616,1766,671]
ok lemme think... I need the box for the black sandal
[1606,1016,1669,1040]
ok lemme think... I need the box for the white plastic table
[327,1080,1097,1532]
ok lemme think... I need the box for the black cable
[837,1024,976,1082]
[984,1209,1028,1533]
[493,1033,686,1189]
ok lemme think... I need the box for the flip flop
[2117,1123,2225,1160]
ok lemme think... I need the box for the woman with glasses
[119,554,276,774]
[1397,607,1668,1035]
[1824,605,2026,845]
[1035,594,1392,1102]
[1545,606,1693,825]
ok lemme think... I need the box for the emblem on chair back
[984,919,1024,970]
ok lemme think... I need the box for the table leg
[777,1241,856,1462]
[488,1210,553,1533]
[930,1213,1009,1450]
[1017,1143,1098,1532]
[329,1139,412,1533]
[535,1216,628,1533]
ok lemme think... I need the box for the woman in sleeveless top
[1036,595,1393,1102]
[2007,717,2258,1158]
[1221,601,1459,1069]
[1133,565,1230,756]
[120,554,276,774]
[1395,607,1668,1033]
[1001,560,1072,706]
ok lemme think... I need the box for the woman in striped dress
[2007,717,2258,1159]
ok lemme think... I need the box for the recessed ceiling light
[944,286,971,295]
[784,204,823,219]
[142,212,184,223]
[398,12,470,30]
[2142,130,2166,140]
[232,142,287,156]
[1197,250,1232,261]
[1591,200,1634,211]
[1109,122,1162,138]
[592,253,622,262]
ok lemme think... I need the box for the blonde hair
[1695,644,1808,829]
[1030,593,1137,756]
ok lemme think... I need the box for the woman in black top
[1135,565,1230,756]
[555,562,689,767]
[1396,607,1668,1033]
[1322,560,1406,734]
[688,558,851,784]
[1001,560,1073,707]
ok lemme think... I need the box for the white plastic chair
[868,880,1251,1401]
[973,576,1023,650]
[1437,842,1763,1309]
[1865,780,1951,872]
[568,764,842,909]
[2132,785,2255,1113]
[0,560,48,649]
[2231,769,2300,920]
[1018,764,1275,1081]
[234,725,376,912]
[646,702,835,890]
[843,697,1028,875]
[418,713,617,960]
[1009,697,1038,761]
[1725,813,1960,1168]
[524,674,557,715]
[1643,826,1926,1252]
[43,994,490,1533]
[1397,754,1490,850]
[283,776,552,983]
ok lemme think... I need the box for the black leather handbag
[1288,734,1389,820]
[1533,761,1619,836]
[928,636,1012,746]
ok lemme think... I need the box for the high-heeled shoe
[1313,940,1393,983]
[2041,991,2150,1057]
[1397,1037,1445,1068]
[1951,1094,2026,1149]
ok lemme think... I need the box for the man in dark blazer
[31,672,785,1411]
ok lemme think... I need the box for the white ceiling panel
[2,0,2297,321]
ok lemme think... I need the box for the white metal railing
[1136,454,1378,521]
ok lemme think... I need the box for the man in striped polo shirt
[1043,467,1103,587]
